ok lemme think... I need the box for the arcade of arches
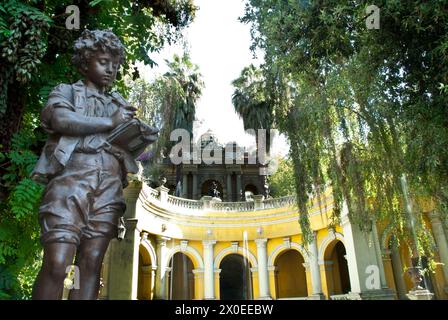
[100,181,448,300]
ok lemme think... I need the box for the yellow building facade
[100,180,448,300]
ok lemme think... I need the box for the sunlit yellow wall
[131,182,448,300]
[276,250,307,298]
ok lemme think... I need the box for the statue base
[406,289,434,300]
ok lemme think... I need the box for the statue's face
[86,51,120,89]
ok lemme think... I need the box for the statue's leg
[32,242,77,300]
[68,237,110,300]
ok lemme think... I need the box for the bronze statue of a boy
[31,29,153,300]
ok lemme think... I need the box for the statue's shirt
[42,81,117,153]
[75,85,117,153]
[32,80,138,185]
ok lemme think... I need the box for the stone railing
[263,196,296,209]
[167,195,205,210]
[210,201,255,212]
[143,185,299,213]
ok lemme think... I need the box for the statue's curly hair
[72,29,126,74]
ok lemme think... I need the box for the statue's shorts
[38,151,126,246]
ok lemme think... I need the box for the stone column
[140,265,154,300]
[192,173,198,200]
[203,240,216,299]
[108,219,140,299]
[319,260,334,298]
[165,267,172,299]
[237,174,242,201]
[268,266,278,299]
[107,180,142,299]
[250,268,258,299]
[214,269,222,299]
[154,236,171,299]
[182,174,188,198]
[428,211,448,292]
[255,239,270,299]
[226,174,232,202]
[309,232,324,298]
[390,245,408,299]
[150,266,157,300]
[371,220,388,288]
[192,269,204,300]
[340,201,394,299]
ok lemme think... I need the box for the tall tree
[231,64,274,154]
[0,0,197,299]
[241,0,448,252]
[127,53,204,187]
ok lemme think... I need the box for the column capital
[428,210,441,222]
[125,218,138,229]
[255,238,268,247]
[382,249,391,257]
[192,268,204,275]
[141,265,157,273]
[156,236,171,246]
[302,262,310,271]
[123,181,143,201]
[202,240,217,248]
[140,231,149,242]
[250,267,258,273]
[213,268,222,274]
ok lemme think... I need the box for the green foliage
[0,0,197,299]
[127,53,204,185]
[241,0,448,255]
[0,128,44,299]
[231,64,274,153]
[268,157,296,198]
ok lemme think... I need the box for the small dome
[199,129,221,149]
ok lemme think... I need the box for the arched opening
[201,179,223,198]
[219,254,253,300]
[137,246,154,300]
[275,249,308,298]
[324,240,350,296]
[244,184,258,201]
[167,252,195,300]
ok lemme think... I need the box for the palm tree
[129,53,203,191]
[231,64,274,154]
[164,53,203,135]
[162,53,204,191]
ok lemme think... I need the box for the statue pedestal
[406,289,434,300]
